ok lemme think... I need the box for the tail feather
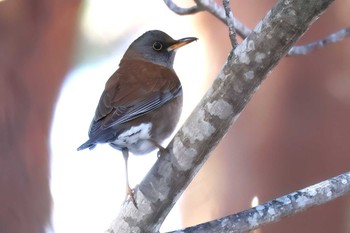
[77,140,96,151]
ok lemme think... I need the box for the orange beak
[167,37,198,51]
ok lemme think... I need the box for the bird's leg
[122,148,138,208]
[148,139,169,158]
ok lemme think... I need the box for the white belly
[111,123,155,155]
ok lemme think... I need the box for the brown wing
[88,60,181,138]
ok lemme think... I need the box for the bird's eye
[152,41,163,51]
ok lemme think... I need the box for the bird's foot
[148,139,169,158]
[157,146,170,158]
[126,185,138,209]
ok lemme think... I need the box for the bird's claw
[126,185,138,209]
[157,147,169,158]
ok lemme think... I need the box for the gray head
[121,30,197,68]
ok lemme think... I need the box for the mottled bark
[170,171,350,232]
[107,0,336,232]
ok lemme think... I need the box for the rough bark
[106,0,335,232]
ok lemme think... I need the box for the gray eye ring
[152,41,163,51]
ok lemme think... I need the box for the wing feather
[88,60,181,139]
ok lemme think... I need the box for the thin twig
[164,0,350,55]
[163,0,251,39]
[163,0,202,15]
[194,0,251,39]
[167,171,350,233]
[222,0,238,48]
[288,27,350,55]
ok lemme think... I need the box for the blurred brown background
[0,1,81,232]
[0,0,349,233]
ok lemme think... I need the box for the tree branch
[288,27,350,55]
[222,0,238,48]
[163,0,202,15]
[167,171,350,232]
[194,0,251,39]
[163,0,251,39]
[106,0,335,232]
[164,0,350,55]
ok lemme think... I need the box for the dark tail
[77,140,96,151]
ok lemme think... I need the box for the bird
[77,30,197,207]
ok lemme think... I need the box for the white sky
[50,1,205,232]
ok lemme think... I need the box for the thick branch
[106,0,334,232]
[168,171,350,232]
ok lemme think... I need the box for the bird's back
[78,60,182,152]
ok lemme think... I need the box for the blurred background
[1,0,350,233]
